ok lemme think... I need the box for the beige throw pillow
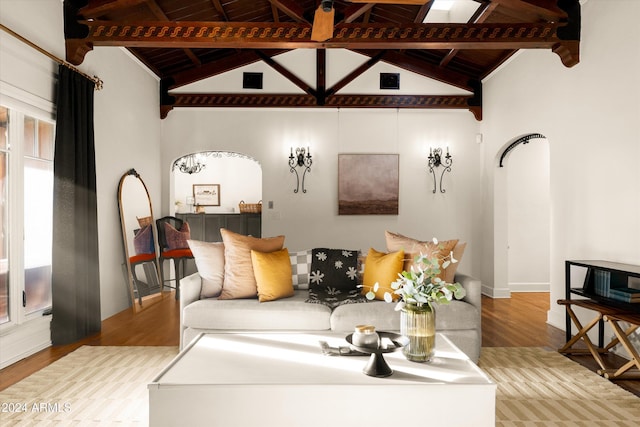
[187,240,225,299]
[385,231,461,282]
[220,228,285,300]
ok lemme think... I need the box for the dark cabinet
[176,213,262,242]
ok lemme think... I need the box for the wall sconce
[289,147,312,193]
[427,147,452,193]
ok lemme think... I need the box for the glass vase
[400,303,436,362]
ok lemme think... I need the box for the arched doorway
[494,134,551,296]
[171,151,262,214]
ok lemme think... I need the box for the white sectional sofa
[179,271,482,362]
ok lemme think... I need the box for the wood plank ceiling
[63,0,581,120]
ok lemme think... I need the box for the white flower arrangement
[365,238,466,310]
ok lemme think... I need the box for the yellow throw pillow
[385,231,460,282]
[251,248,294,302]
[220,228,285,300]
[361,248,405,301]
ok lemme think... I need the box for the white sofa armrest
[179,272,203,349]
[454,272,482,313]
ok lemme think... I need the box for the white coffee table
[149,332,495,427]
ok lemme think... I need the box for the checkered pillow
[289,249,312,290]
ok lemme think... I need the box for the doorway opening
[495,133,550,296]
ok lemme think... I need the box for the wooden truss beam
[65,21,579,68]
[162,93,481,121]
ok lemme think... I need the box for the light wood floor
[1,292,639,396]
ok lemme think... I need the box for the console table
[559,260,640,379]
[176,212,261,242]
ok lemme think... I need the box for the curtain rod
[0,23,103,91]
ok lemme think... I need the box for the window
[0,104,54,327]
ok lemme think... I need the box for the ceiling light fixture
[173,153,206,174]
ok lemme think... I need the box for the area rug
[1,346,639,426]
[478,347,640,426]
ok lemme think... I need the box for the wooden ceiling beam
[167,93,478,113]
[353,49,475,92]
[143,0,202,66]
[326,51,386,97]
[167,49,287,89]
[210,0,230,21]
[68,20,574,52]
[79,0,148,16]
[341,4,375,24]
[440,2,498,68]
[266,0,309,23]
[255,51,317,97]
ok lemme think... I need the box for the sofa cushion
[251,248,295,302]
[385,231,460,282]
[330,299,479,332]
[183,290,332,330]
[187,239,224,298]
[306,248,365,308]
[219,228,285,300]
[361,248,404,301]
[330,300,400,332]
[289,249,312,290]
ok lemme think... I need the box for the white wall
[0,0,162,320]
[481,0,640,326]
[161,107,483,277]
[506,139,550,291]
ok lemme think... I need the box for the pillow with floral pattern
[306,248,365,308]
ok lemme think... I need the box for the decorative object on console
[288,147,312,193]
[238,200,262,213]
[338,154,399,215]
[367,238,466,362]
[173,153,206,174]
[306,248,365,308]
[193,184,220,206]
[427,147,453,193]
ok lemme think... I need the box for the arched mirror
[118,169,164,312]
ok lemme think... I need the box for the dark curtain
[51,65,101,345]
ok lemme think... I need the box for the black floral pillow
[306,248,366,308]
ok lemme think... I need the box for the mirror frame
[117,168,165,312]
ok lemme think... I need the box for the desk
[149,332,495,427]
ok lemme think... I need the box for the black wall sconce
[427,147,452,193]
[289,147,312,193]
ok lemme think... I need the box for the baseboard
[0,316,52,369]
[509,282,550,292]
[482,284,511,298]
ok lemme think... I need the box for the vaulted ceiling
[63,0,581,120]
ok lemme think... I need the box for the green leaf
[365,291,376,300]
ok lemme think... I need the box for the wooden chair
[155,216,193,299]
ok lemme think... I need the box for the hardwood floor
[1,292,638,396]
